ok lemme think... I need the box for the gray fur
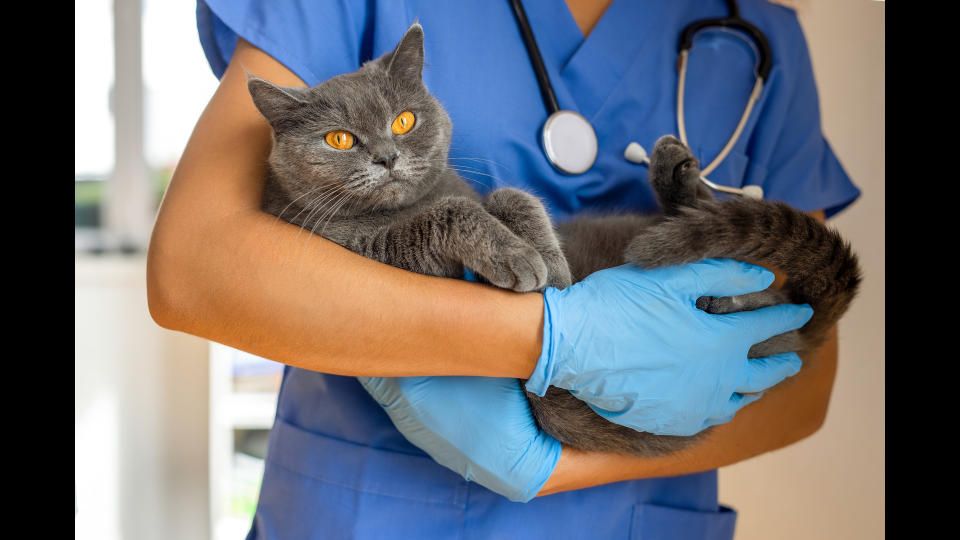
[250,25,860,458]
[249,24,561,292]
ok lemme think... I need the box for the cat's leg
[695,289,804,357]
[695,289,790,314]
[556,214,659,281]
[633,140,817,357]
[363,196,549,292]
[525,385,701,457]
[647,135,715,216]
[621,197,860,356]
[483,188,572,289]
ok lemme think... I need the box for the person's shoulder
[742,0,802,25]
[200,0,373,85]
[739,1,810,69]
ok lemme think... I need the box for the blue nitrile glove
[357,267,559,503]
[358,375,561,503]
[527,259,813,436]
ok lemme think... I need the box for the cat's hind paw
[696,289,791,314]
[648,135,713,214]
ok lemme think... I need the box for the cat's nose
[372,151,399,170]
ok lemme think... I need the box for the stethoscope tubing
[676,49,765,179]
[508,0,560,115]
[509,0,768,199]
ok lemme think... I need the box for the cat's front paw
[480,239,549,293]
[484,188,572,290]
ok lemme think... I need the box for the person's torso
[197,0,811,536]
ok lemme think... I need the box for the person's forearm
[149,206,544,377]
[538,325,838,496]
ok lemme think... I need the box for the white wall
[718,1,884,539]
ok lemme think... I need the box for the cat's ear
[385,22,425,84]
[247,75,310,131]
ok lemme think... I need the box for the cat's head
[248,23,452,212]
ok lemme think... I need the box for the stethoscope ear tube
[678,23,771,81]
[676,51,764,178]
[677,0,772,80]
[667,0,768,199]
[674,50,765,200]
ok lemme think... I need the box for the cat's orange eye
[325,130,355,150]
[392,111,415,135]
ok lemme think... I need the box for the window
[75,0,114,241]
[75,0,218,253]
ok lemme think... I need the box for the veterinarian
[147,0,860,537]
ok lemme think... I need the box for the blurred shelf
[227,392,278,430]
[210,342,282,540]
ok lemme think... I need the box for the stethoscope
[508,0,768,199]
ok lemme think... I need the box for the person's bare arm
[147,38,544,378]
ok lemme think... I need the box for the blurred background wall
[75,1,884,538]
[718,2,884,539]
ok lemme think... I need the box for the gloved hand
[527,259,813,436]
[358,375,560,503]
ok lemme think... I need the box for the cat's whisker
[277,185,350,268]
[421,157,513,190]
[311,189,353,236]
[272,184,328,226]
[445,149,514,173]
[295,185,347,234]
[289,185,352,245]
[295,187,357,269]
[317,191,357,238]
[444,166,503,190]
[284,185,345,230]
[447,157,511,169]
[445,165,496,175]
[450,174,494,191]
[298,178,363,237]
[422,153,508,169]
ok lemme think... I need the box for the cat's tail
[623,198,861,350]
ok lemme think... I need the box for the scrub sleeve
[196,1,859,538]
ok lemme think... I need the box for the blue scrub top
[197,1,860,538]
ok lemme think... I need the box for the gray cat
[248,24,860,457]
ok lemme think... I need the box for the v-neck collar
[553,0,621,69]
[524,0,671,121]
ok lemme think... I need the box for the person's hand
[358,375,560,503]
[527,259,813,436]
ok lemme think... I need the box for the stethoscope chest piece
[542,110,598,175]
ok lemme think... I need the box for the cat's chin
[360,176,418,210]
[377,171,403,185]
